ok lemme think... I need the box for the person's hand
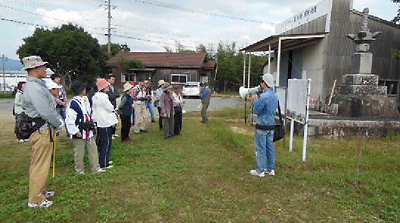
[250,94,258,101]
[75,132,82,138]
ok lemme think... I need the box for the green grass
[0,109,399,222]
[0,93,14,99]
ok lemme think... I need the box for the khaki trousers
[133,103,148,133]
[28,129,52,204]
[72,138,100,173]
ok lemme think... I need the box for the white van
[182,82,202,98]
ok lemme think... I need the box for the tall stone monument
[336,8,399,117]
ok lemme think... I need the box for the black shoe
[140,130,148,133]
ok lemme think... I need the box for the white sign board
[275,86,287,115]
[275,0,332,34]
[286,79,308,124]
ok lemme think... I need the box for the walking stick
[52,132,58,178]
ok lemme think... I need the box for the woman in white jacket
[92,78,118,169]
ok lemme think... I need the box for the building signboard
[275,0,333,34]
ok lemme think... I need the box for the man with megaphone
[249,73,278,178]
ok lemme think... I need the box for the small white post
[247,53,252,88]
[268,44,271,74]
[243,52,246,87]
[289,118,295,152]
[277,38,282,87]
[302,79,311,162]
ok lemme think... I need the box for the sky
[0,0,398,60]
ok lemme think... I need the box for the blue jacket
[253,88,278,126]
[119,93,133,116]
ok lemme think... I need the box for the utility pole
[2,54,5,93]
[107,0,112,56]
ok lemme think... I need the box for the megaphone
[239,86,260,99]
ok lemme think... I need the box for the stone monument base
[335,94,399,117]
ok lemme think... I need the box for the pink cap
[96,78,110,91]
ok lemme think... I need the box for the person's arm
[118,95,127,111]
[28,88,62,128]
[101,94,115,112]
[253,97,266,116]
[159,93,167,116]
[131,87,139,101]
[14,92,23,108]
[200,89,207,101]
[65,102,79,136]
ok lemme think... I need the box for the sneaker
[76,171,85,175]
[42,190,55,199]
[267,170,275,176]
[111,136,116,139]
[94,168,106,173]
[24,139,29,142]
[106,165,113,169]
[113,134,119,138]
[28,199,53,208]
[17,139,24,143]
[250,169,265,177]
[109,161,113,165]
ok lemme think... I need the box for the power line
[0,3,106,31]
[1,2,208,46]
[0,17,195,49]
[128,0,272,24]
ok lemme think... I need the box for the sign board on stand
[286,79,311,162]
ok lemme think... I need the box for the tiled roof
[107,52,215,68]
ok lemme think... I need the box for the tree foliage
[393,0,400,24]
[117,57,144,72]
[17,24,107,87]
[213,42,265,92]
[100,43,130,58]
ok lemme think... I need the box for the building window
[171,74,187,84]
[379,79,399,96]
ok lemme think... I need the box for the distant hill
[0,58,23,71]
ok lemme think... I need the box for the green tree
[393,0,400,24]
[100,43,130,58]
[117,57,144,72]
[17,24,106,87]
[213,41,265,92]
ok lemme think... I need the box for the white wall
[302,39,325,100]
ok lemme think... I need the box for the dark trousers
[98,127,112,168]
[162,117,174,138]
[174,111,182,135]
[120,114,131,141]
[157,107,162,130]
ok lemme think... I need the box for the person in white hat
[117,82,134,143]
[249,73,278,178]
[46,80,62,107]
[22,55,64,208]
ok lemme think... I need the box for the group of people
[15,55,199,208]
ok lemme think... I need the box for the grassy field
[0,109,399,222]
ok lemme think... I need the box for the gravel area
[0,97,241,117]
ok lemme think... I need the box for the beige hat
[123,82,133,92]
[162,82,173,91]
[158,80,165,87]
[22,56,48,70]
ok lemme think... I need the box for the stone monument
[335,8,399,117]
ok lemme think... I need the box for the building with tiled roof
[107,52,216,88]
